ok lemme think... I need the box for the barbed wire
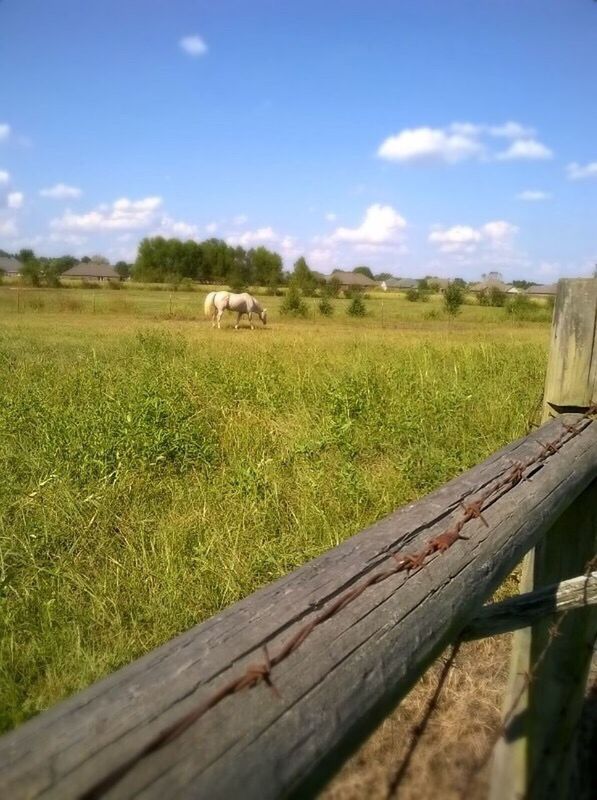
[81,408,597,799]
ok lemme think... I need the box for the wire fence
[80,408,597,800]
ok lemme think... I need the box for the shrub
[406,288,420,302]
[280,284,308,317]
[443,284,464,316]
[478,289,490,306]
[318,298,334,316]
[424,309,441,320]
[179,278,194,292]
[108,279,122,290]
[488,287,506,307]
[347,296,366,317]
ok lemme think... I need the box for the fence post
[490,279,597,800]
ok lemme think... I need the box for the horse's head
[260,308,267,325]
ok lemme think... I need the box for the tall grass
[0,319,547,733]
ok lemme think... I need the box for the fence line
[79,410,596,799]
[1,411,596,799]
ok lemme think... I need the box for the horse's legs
[248,312,254,330]
[216,308,224,329]
[212,309,217,328]
[235,312,242,330]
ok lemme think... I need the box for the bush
[443,284,464,316]
[488,287,506,307]
[347,296,366,317]
[318,298,334,316]
[179,278,194,292]
[108,279,122,290]
[424,309,441,320]
[280,284,308,317]
[406,288,420,302]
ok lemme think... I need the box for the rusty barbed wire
[81,409,597,799]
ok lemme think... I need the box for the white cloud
[7,191,24,209]
[429,219,518,253]
[566,161,597,180]
[0,217,17,236]
[205,222,218,233]
[233,213,248,225]
[227,226,277,247]
[325,212,337,222]
[517,189,552,201]
[0,170,9,184]
[330,204,407,245]
[40,183,82,199]
[378,126,484,164]
[179,35,208,57]
[152,215,198,239]
[488,121,535,139]
[0,124,10,143]
[378,122,551,165]
[51,196,163,232]
[429,225,482,252]
[496,139,553,160]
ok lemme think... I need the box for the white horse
[204,291,267,330]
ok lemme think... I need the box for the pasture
[0,285,549,755]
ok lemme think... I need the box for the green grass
[0,294,549,733]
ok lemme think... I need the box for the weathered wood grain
[493,279,597,800]
[1,416,596,800]
[463,571,597,640]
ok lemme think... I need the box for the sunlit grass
[0,297,548,732]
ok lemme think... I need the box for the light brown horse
[204,291,267,329]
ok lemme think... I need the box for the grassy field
[0,286,550,738]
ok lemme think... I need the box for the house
[506,286,523,294]
[525,284,558,298]
[381,277,418,291]
[469,280,510,293]
[328,270,378,290]
[0,256,22,277]
[61,261,119,281]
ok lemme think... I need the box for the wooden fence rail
[1,413,596,800]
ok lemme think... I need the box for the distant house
[469,280,510,294]
[328,270,378,290]
[0,256,22,277]
[61,261,119,281]
[506,286,523,294]
[381,277,418,291]
[525,284,558,297]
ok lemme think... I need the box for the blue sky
[1,0,596,281]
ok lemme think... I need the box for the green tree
[443,283,464,316]
[353,266,374,280]
[347,296,367,316]
[115,261,131,280]
[292,257,317,296]
[250,246,283,288]
[19,259,42,286]
[18,248,35,264]
[280,283,308,316]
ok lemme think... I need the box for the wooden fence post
[490,279,597,800]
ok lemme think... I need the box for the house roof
[392,278,418,288]
[62,262,119,279]
[525,283,558,296]
[0,256,22,275]
[329,270,378,287]
[470,280,510,293]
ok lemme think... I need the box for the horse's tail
[204,292,216,318]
